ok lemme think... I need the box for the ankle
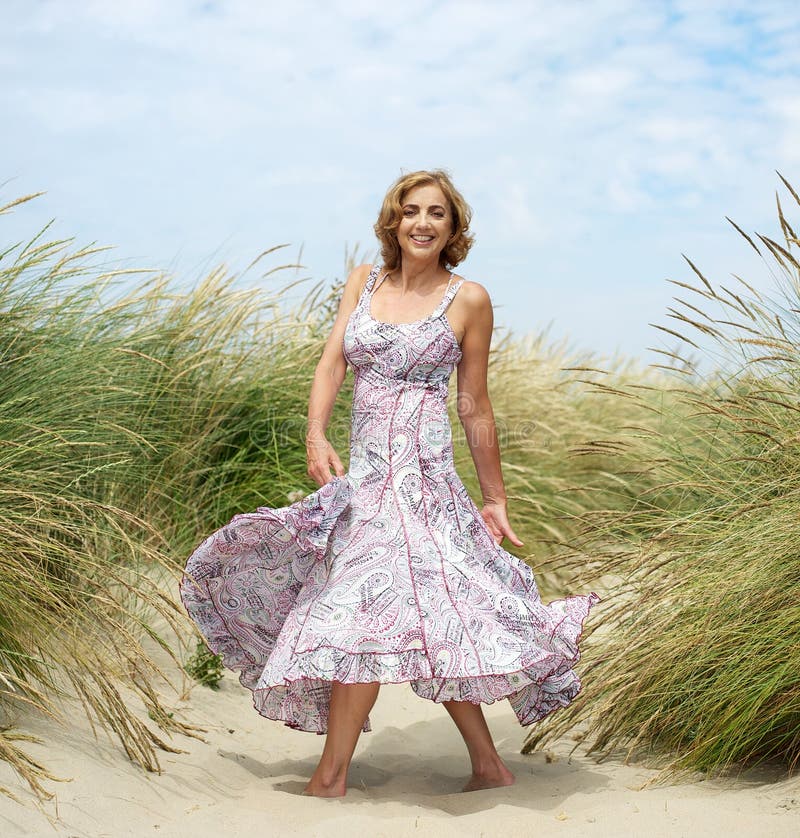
[469,753,507,776]
[304,764,348,795]
[303,774,347,797]
[316,769,347,787]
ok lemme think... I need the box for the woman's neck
[388,258,449,293]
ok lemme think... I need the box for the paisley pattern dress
[180,264,599,734]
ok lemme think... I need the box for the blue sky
[2,0,799,361]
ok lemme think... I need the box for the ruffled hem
[248,590,599,734]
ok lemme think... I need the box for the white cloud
[1,0,799,357]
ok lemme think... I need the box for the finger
[314,467,331,487]
[505,526,524,547]
[328,454,345,477]
[492,513,524,547]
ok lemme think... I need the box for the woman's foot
[302,776,347,797]
[462,759,515,792]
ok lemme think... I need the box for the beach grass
[0,198,353,797]
[522,174,800,776]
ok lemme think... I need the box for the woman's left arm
[454,282,524,548]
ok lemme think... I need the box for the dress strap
[366,263,382,290]
[371,266,391,295]
[358,264,383,307]
[433,272,464,317]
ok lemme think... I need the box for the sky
[2,0,800,362]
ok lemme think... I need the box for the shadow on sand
[217,708,610,816]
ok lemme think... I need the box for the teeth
[412,235,434,242]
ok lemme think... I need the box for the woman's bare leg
[303,681,380,797]
[442,699,515,792]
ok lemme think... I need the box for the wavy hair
[373,169,475,271]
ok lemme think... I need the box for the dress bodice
[341,263,467,490]
[343,264,464,391]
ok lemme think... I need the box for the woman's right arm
[306,263,372,486]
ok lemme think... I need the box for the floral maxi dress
[180,264,600,733]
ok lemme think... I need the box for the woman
[180,169,599,798]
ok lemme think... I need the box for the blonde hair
[373,169,475,271]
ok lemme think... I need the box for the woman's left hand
[480,501,525,547]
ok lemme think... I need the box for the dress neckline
[367,268,457,327]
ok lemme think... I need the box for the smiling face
[373,169,475,271]
[396,182,454,264]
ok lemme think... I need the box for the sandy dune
[2,657,798,838]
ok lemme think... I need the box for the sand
[1,622,798,837]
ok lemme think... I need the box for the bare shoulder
[452,278,493,321]
[329,263,374,324]
[351,262,375,290]
[456,278,491,306]
[338,263,375,309]
[448,277,492,346]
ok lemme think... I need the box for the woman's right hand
[306,436,346,487]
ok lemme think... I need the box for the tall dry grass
[0,194,349,799]
[523,174,800,776]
